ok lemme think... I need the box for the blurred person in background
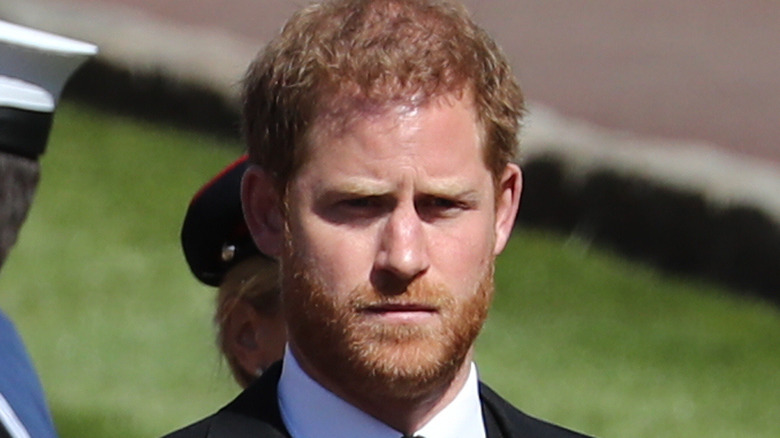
[0,154,55,438]
[0,20,96,438]
[181,155,286,388]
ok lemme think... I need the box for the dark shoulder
[160,415,215,438]
[479,383,595,438]
[159,362,287,438]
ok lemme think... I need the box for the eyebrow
[418,179,480,201]
[316,177,481,202]
[317,178,393,198]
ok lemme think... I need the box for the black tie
[401,435,424,438]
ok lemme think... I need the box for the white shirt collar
[278,348,486,438]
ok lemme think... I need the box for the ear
[224,300,264,377]
[224,299,286,377]
[493,163,522,255]
[242,165,284,257]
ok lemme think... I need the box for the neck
[290,343,475,434]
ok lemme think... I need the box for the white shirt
[278,348,487,438]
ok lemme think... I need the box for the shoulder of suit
[159,362,287,438]
[479,382,595,437]
[160,414,216,438]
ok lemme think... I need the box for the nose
[372,203,430,292]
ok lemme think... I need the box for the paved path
[49,0,780,165]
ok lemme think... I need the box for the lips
[359,303,440,325]
[362,302,438,313]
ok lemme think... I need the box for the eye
[340,196,382,209]
[332,196,391,221]
[416,196,467,220]
[314,193,390,224]
[429,197,459,209]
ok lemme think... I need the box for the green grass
[0,102,778,437]
[0,103,241,437]
[482,233,780,437]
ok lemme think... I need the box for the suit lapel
[208,410,287,438]
[481,395,505,438]
[480,382,592,438]
[208,361,290,438]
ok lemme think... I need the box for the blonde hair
[214,256,280,387]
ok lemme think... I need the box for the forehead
[291,93,491,193]
[303,92,485,168]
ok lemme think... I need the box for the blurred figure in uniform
[0,20,96,438]
[181,155,286,388]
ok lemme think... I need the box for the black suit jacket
[163,362,592,438]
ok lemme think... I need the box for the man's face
[280,93,517,401]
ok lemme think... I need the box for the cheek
[429,218,495,282]
[293,218,379,290]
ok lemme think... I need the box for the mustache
[347,278,455,310]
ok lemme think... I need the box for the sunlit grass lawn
[0,102,778,437]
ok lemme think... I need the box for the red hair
[242,0,524,191]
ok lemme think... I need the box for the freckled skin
[274,93,521,432]
[289,98,500,298]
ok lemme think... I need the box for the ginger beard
[282,238,495,402]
